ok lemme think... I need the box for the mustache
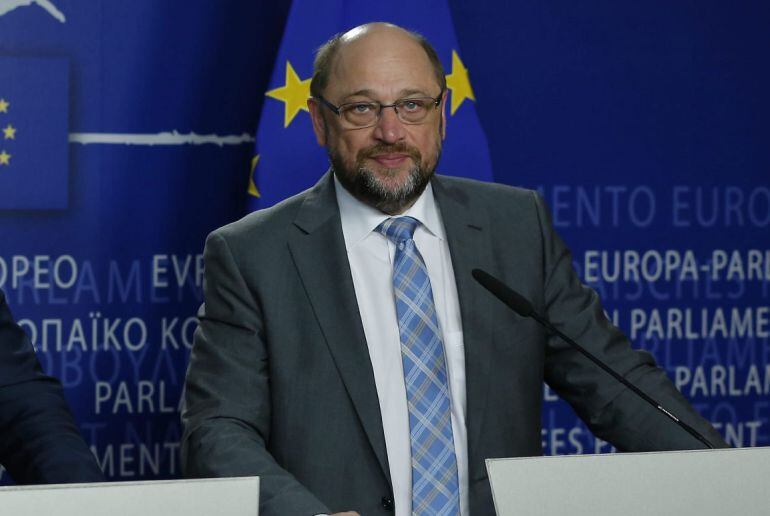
[357,143,421,162]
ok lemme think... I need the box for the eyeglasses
[314,92,443,129]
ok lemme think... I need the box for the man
[182,23,726,516]
[0,290,104,484]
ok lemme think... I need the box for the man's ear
[307,98,327,146]
[439,90,448,140]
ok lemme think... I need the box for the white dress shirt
[334,176,469,516]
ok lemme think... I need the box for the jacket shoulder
[435,175,541,212]
[207,188,310,247]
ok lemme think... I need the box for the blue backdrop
[0,0,767,482]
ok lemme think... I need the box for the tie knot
[376,216,420,243]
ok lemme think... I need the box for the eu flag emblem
[248,0,494,211]
[0,57,69,210]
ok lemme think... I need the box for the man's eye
[401,100,424,111]
[351,103,373,114]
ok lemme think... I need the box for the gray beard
[330,151,438,215]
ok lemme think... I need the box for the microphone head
[471,268,534,317]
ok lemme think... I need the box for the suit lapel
[287,172,391,484]
[287,173,497,483]
[432,176,498,480]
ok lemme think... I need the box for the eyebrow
[340,88,434,102]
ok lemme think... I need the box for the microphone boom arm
[471,268,714,450]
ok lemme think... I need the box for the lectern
[0,476,259,516]
[487,447,768,515]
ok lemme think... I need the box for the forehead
[328,29,438,99]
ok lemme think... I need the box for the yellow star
[247,154,261,198]
[3,124,16,140]
[0,98,9,113]
[445,50,475,115]
[265,61,311,128]
[0,150,10,166]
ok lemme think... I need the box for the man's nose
[372,106,406,144]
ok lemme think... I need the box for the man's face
[308,27,446,215]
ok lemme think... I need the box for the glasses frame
[314,91,444,128]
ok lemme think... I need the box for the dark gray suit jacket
[182,173,725,515]
[0,290,104,484]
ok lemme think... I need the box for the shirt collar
[334,174,446,251]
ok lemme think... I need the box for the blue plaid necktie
[377,216,460,516]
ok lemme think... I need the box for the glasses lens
[340,102,379,127]
[337,97,438,127]
[395,98,433,123]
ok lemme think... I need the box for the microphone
[471,268,715,450]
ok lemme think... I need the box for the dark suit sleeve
[531,193,728,450]
[181,232,330,516]
[0,291,104,484]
